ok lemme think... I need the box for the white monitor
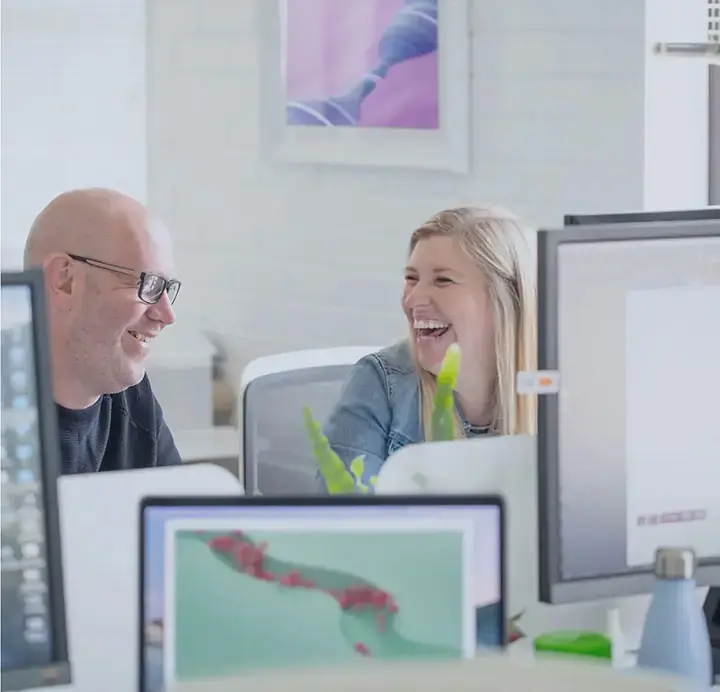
[375,435,537,621]
[537,217,720,604]
[58,464,243,692]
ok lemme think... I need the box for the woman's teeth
[413,320,451,338]
[413,320,449,330]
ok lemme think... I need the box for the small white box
[145,329,215,432]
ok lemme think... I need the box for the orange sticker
[517,371,560,395]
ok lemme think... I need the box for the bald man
[24,188,183,473]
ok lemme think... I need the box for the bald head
[28,188,178,409]
[24,188,170,270]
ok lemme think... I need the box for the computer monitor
[1,270,71,690]
[536,218,720,605]
[564,207,720,226]
[705,588,720,682]
[139,495,505,692]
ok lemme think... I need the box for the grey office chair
[239,346,382,495]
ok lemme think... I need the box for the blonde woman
[318,205,537,491]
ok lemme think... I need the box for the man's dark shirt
[56,375,182,474]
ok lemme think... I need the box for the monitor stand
[705,587,720,684]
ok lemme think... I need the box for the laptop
[138,495,505,692]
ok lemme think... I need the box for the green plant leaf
[350,456,370,493]
[430,343,461,441]
[302,406,356,494]
[349,457,365,480]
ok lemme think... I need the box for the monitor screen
[140,498,504,692]
[1,274,70,689]
[538,221,720,603]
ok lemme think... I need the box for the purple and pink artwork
[284,0,439,130]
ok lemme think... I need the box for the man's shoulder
[100,374,180,470]
[113,374,162,437]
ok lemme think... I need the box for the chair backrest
[240,346,382,495]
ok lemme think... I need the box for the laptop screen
[139,498,504,691]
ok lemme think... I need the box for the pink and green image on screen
[163,521,468,686]
[284,0,439,129]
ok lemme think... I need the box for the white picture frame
[259,0,471,173]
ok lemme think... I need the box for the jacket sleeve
[315,355,392,493]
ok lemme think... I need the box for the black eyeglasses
[67,254,181,306]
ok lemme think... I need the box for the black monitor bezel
[564,207,720,227]
[704,587,720,682]
[537,219,720,604]
[1,270,72,690]
[138,494,507,691]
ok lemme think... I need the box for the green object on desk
[533,631,612,660]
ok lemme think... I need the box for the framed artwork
[259,0,471,172]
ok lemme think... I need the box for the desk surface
[167,640,720,691]
[168,653,714,692]
[174,427,239,461]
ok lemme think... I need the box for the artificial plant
[302,406,376,493]
[429,341,461,441]
[304,343,462,494]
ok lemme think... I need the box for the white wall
[1,0,709,368]
[147,0,709,369]
[0,0,147,269]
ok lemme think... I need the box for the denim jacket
[317,340,490,492]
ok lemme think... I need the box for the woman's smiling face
[402,235,495,376]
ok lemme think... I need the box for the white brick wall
[147,0,709,371]
[2,0,709,370]
[1,0,147,269]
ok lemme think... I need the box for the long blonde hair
[409,205,537,439]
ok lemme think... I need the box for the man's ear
[43,253,76,311]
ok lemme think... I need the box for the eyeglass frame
[66,253,181,306]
